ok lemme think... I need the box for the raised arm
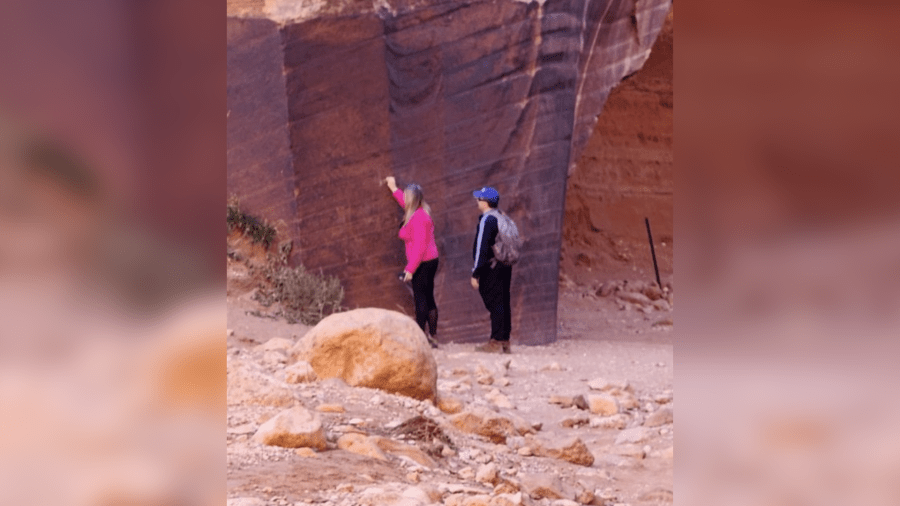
[385,176,405,207]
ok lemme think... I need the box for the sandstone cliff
[227,0,672,344]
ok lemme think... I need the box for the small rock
[587,394,619,416]
[294,447,319,458]
[261,350,286,366]
[586,378,610,391]
[572,395,588,410]
[549,395,576,408]
[227,498,266,506]
[517,447,533,456]
[615,427,653,445]
[590,414,628,429]
[519,473,569,500]
[255,337,294,353]
[457,466,476,480]
[616,291,652,306]
[284,361,317,384]
[651,299,671,311]
[560,415,590,428]
[530,435,594,466]
[476,463,499,485]
[227,329,234,337]
[438,395,465,414]
[486,389,514,409]
[610,444,645,459]
[315,403,345,413]
[337,433,387,461]
[542,362,563,371]
[252,406,326,450]
[489,492,523,506]
[644,406,673,427]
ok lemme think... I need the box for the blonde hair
[402,184,432,227]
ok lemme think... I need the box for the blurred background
[1,0,899,504]
[678,0,900,504]
[0,0,224,505]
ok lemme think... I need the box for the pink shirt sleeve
[392,188,405,208]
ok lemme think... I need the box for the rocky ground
[226,276,673,506]
[227,9,674,505]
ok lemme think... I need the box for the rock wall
[227,0,672,344]
[561,9,673,286]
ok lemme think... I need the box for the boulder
[292,308,438,401]
[252,406,327,450]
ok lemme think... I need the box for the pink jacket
[393,189,439,274]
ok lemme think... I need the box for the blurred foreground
[678,0,900,504]
[0,1,224,504]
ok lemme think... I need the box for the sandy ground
[226,283,673,505]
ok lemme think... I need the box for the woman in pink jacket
[385,176,440,348]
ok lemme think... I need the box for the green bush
[227,200,277,249]
[261,264,344,325]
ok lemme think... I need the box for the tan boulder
[252,406,327,450]
[291,308,437,401]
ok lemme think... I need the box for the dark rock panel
[226,0,672,345]
[227,17,298,240]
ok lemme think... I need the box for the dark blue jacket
[472,212,499,279]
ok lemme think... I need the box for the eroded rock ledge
[227,0,671,344]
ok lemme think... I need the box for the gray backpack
[487,210,523,266]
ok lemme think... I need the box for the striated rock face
[227,0,671,345]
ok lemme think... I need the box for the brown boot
[475,340,507,353]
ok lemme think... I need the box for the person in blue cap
[470,186,512,353]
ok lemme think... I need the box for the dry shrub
[260,264,344,325]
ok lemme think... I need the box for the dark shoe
[501,341,511,354]
[475,340,504,353]
[426,335,439,349]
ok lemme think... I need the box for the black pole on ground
[644,217,662,288]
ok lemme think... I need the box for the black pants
[412,258,439,336]
[478,263,512,342]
